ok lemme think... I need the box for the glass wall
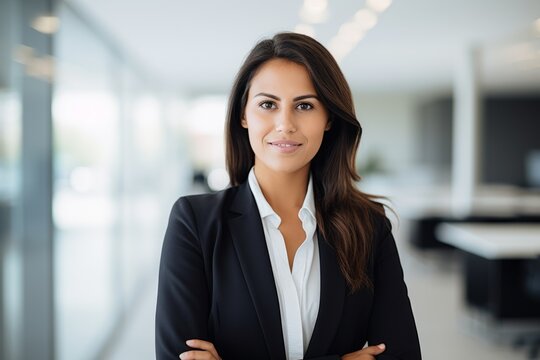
[3,1,196,358]
[54,5,121,358]
[53,3,190,359]
[0,0,22,358]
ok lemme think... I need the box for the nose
[275,109,296,133]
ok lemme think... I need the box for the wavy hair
[225,32,386,293]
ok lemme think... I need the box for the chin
[263,160,311,175]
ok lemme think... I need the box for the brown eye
[296,102,313,111]
[259,101,276,110]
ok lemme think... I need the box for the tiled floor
[103,219,539,360]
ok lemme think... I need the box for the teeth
[272,143,297,147]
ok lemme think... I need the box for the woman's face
[242,58,329,177]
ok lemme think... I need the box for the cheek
[246,128,262,151]
[304,120,328,148]
[245,112,272,140]
[244,121,271,152]
[309,132,325,155]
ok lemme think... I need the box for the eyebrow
[253,92,319,101]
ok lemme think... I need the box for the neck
[254,165,309,215]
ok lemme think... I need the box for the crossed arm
[178,339,387,360]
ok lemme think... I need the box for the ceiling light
[354,9,378,30]
[31,15,60,34]
[338,22,366,44]
[300,7,328,24]
[25,55,55,82]
[328,37,357,61]
[13,45,34,64]
[300,0,328,24]
[305,0,327,13]
[326,2,390,62]
[328,39,353,64]
[366,0,393,13]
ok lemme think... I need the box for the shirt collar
[248,168,275,219]
[247,168,316,223]
[300,175,316,221]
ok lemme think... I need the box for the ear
[325,120,332,131]
[241,117,248,128]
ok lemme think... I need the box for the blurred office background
[1,0,540,359]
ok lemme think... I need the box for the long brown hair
[225,32,386,293]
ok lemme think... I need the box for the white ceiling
[69,0,540,94]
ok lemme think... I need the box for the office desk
[436,223,540,319]
[391,184,540,249]
[437,224,540,259]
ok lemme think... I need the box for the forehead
[249,58,316,96]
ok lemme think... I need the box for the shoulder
[365,199,392,236]
[164,185,245,249]
[365,200,394,252]
[171,185,241,220]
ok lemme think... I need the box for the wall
[483,96,540,187]
[353,93,420,177]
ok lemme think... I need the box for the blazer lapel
[304,231,347,358]
[228,182,286,360]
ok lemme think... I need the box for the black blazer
[155,181,421,360]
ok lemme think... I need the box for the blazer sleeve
[367,219,422,360]
[155,197,211,359]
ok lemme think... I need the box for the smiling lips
[268,140,302,153]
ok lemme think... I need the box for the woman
[156,32,421,360]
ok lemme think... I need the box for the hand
[341,343,386,360]
[179,339,222,360]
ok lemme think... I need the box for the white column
[451,46,482,218]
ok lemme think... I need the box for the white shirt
[248,168,321,360]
